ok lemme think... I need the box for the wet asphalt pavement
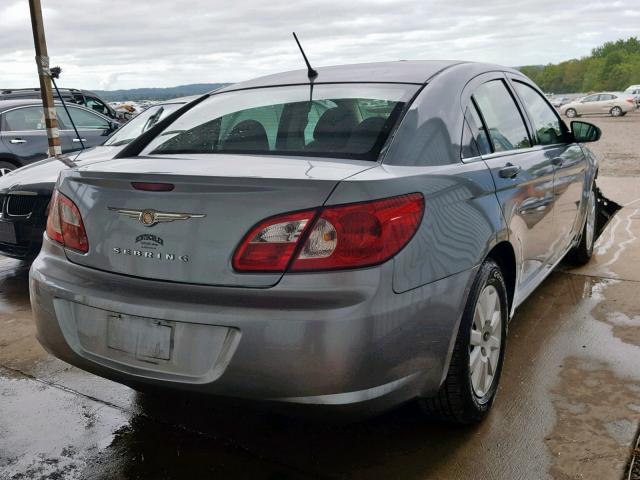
[1,176,639,480]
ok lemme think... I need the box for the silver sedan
[31,60,600,423]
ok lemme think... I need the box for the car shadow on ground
[109,391,478,479]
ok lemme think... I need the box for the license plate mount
[0,222,17,244]
[107,314,173,362]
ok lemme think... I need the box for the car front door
[0,106,54,165]
[465,75,556,293]
[57,106,113,151]
[578,95,599,115]
[510,78,587,264]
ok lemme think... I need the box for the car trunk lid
[57,154,373,288]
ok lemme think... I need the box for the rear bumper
[30,237,476,413]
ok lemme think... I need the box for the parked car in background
[560,92,635,117]
[624,85,640,107]
[0,87,127,122]
[550,96,570,108]
[0,99,120,172]
[624,84,640,94]
[31,61,601,424]
[0,96,197,259]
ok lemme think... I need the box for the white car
[560,92,635,117]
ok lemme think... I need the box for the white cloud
[0,0,635,89]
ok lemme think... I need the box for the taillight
[232,193,424,273]
[46,190,64,245]
[232,210,317,272]
[625,99,634,104]
[46,189,89,253]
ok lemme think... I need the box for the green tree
[519,37,640,92]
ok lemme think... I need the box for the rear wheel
[420,259,508,424]
[566,185,596,265]
[565,108,577,118]
[610,106,623,117]
[0,161,16,176]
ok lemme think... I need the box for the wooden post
[28,0,60,157]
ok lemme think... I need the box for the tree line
[519,37,640,93]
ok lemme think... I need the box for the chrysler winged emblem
[108,207,206,227]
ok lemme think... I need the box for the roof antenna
[292,32,318,80]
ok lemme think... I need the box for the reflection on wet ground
[1,177,639,479]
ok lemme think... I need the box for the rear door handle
[551,157,564,166]
[499,163,521,179]
[72,138,87,143]
[9,138,26,144]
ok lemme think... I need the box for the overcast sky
[1,0,638,90]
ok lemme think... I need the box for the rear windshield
[105,103,183,147]
[142,83,418,161]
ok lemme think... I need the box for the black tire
[419,259,508,424]
[565,108,577,118]
[0,161,16,176]
[610,106,623,117]
[565,184,596,266]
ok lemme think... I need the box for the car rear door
[509,77,587,264]
[464,74,557,291]
[578,95,599,115]
[597,94,614,114]
[0,106,54,164]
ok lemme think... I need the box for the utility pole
[28,0,60,157]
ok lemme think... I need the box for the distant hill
[518,37,640,93]
[94,83,231,102]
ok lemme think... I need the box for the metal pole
[28,0,60,157]
[50,75,85,149]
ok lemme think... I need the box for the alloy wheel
[0,167,14,176]
[469,285,502,398]
[566,108,577,118]
[611,107,622,117]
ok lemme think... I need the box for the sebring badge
[108,207,205,227]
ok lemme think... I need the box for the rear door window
[472,80,531,153]
[513,81,565,146]
[1,107,46,131]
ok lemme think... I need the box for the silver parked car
[560,92,635,117]
[31,61,600,423]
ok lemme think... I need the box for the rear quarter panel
[326,162,502,293]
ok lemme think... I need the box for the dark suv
[0,87,127,122]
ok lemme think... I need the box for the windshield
[141,83,418,161]
[104,103,184,147]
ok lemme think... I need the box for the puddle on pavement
[0,260,30,314]
[538,274,640,480]
[590,278,640,346]
[0,369,303,480]
[547,357,640,480]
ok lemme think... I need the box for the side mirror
[108,121,120,133]
[571,121,601,143]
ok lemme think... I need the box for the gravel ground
[565,109,640,176]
